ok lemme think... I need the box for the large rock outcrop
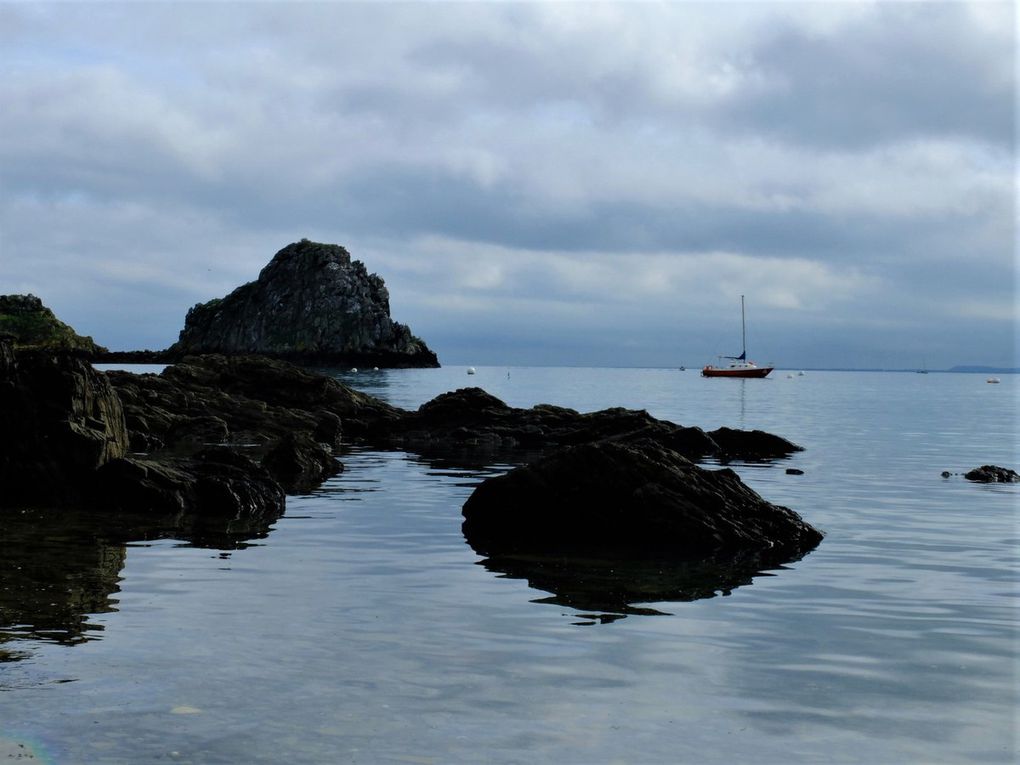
[462,439,823,562]
[0,294,106,355]
[169,239,439,367]
[0,338,129,506]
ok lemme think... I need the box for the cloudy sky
[0,1,1014,368]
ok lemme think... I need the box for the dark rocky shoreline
[1,340,825,571]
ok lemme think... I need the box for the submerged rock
[964,465,1019,483]
[169,239,438,368]
[462,439,823,561]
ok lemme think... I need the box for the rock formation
[107,353,399,452]
[169,239,439,367]
[462,439,823,561]
[93,447,286,520]
[0,294,106,355]
[373,387,802,462]
[0,338,129,506]
[964,465,1019,483]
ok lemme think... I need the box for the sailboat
[702,296,774,378]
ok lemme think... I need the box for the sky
[0,1,1015,369]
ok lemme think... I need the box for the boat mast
[741,294,746,359]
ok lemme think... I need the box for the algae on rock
[0,294,106,355]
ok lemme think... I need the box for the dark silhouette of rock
[107,354,397,451]
[708,426,803,461]
[169,239,438,368]
[92,447,285,520]
[376,387,797,462]
[462,439,823,561]
[263,432,343,493]
[0,294,106,355]
[964,465,1019,483]
[0,339,129,506]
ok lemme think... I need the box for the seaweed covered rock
[462,439,823,561]
[169,240,438,368]
[0,294,106,355]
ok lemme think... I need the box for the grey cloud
[0,2,1014,370]
[722,4,1014,149]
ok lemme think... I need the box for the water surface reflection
[473,549,793,622]
[0,505,281,652]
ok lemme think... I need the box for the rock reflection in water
[0,504,282,653]
[0,509,125,647]
[473,548,795,622]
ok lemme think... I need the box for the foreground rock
[92,447,285,520]
[964,465,1019,483]
[0,339,128,506]
[462,439,823,561]
[169,239,439,368]
[0,294,106,355]
[376,387,801,462]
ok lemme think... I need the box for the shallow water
[1,368,1016,764]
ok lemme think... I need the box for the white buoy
[350,367,358,373]
[467,367,476,375]
[987,377,1000,384]
[373,367,379,371]
[786,373,794,378]
[798,371,805,376]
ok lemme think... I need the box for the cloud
[0,1,1013,368]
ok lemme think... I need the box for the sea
[1,366,1017,764]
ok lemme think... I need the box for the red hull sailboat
[702,296,774,379]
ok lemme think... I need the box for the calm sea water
[1,367,1017,764]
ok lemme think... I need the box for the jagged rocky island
[103,239,439,368]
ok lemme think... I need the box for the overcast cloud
[0,1,1014,368]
